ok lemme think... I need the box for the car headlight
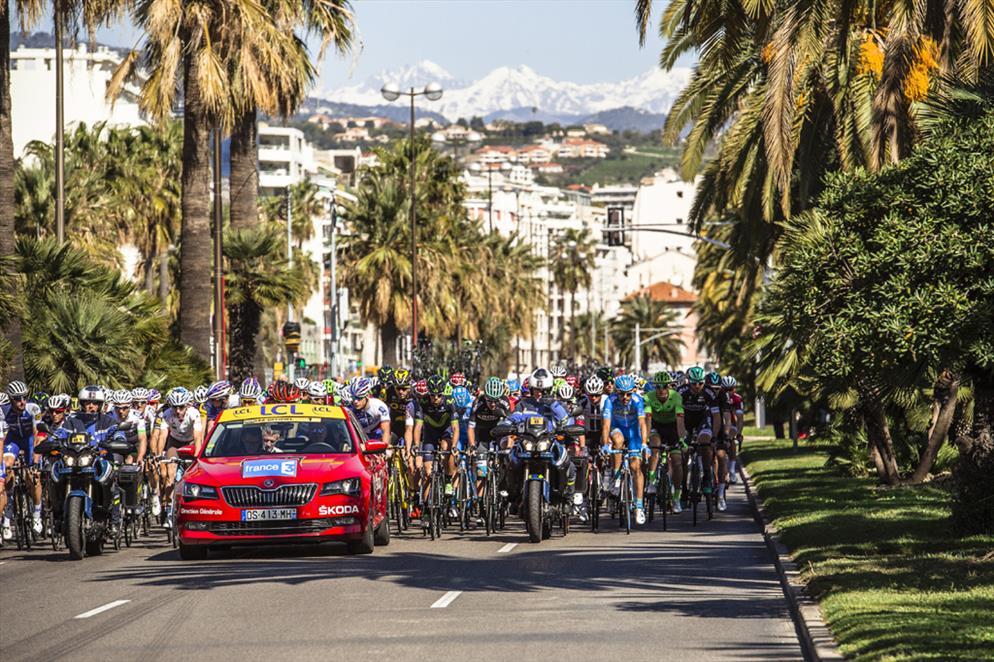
[182,483,219,500]
[321,478,362,497]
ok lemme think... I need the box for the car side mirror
[176,444,197,458]
[364,439,389,454]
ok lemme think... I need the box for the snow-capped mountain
[322,60,690,123]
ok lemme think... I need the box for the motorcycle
[35,425,133,560]
[492,416,585,543]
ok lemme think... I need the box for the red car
[174,403,390,560]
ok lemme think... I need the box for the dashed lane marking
[497,543,518,553]
[74,600,131,619]
[430,591,462,609]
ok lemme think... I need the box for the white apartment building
[9,43,145,156]
[257,124,315,197]
[591,183,639,211]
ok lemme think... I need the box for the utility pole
[54,0,65,242]
[212,127,225,379]
[329,194,338,377]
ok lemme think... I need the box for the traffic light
[282,321,301,353]
[297,357,306,370]
[605,207,624,246]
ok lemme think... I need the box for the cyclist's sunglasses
[133,400,148,407]
[48,407,67,414]
[10,395,27,402]
[114,404,130,410]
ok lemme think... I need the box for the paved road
[0,482,803,661]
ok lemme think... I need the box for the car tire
[179,542,208,561]
[373,512,390,547]
[348,508,375,555]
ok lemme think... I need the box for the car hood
[184,454,365,486]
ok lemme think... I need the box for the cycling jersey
[602,392,646,450]
[158,406,203,444]
[414,399,458,445]
[677,384,720,433]
[348,397,390,441]
[111,409,147,447]
[644,389,684,424]
[467,398,510,445]
[576,394,604,438]
[384,387,412,441]
[2,403,37,463]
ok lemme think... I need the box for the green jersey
[644,388,683,424]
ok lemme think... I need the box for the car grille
[221,483,317,507]
[203,518,347,537]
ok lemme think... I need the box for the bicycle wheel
[589,465,600,532]
[661,473,671,532]
[124,513,133,547]
[705,463,715,521]
[689,455,701,527]
[619,471,631,534]
[16,487,31,551]
[647,467,656,523]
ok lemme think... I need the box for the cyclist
[644,371,687,513]
[41,393,71,434]
[506,378,521,410]
[374,366,394,400]
[157,388,204,527]
[346,377,391,442]
[678,367,725,510]
[193,384,209,417]
[720,376,745,483]
[385,370,413,446]
[269,381,302,403]
[412,375,459,504]
[0,413,7,539]
[130,387,162,516]
[204,380,233,422]
[303,381,328,405]
[602,374,649,524]
[109,389,148,464]
[238,378,264,406]
[466,377,510,453]
[3,381,42,534]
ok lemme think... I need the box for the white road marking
[497,543,518,553]
[430,591,462,609]
[74,600,131,619]
[0,561,7,566]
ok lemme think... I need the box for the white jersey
[349,397,390,439]
[158,406,203,443]
[112,408,147,432]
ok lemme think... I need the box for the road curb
[739,463,845,661]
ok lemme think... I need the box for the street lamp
[381,81,444,352]
[470,161,511,233]
[431,130,482,162]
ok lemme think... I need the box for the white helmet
[721,376,737,389]
[112,389,133,406]
[556,383,575,401]
[306,381,327,398]
[167,388,193,408]
[529,368,554,391]
[78,385,106,404]
[47,393,71,410]
[584,375,604,395]
[294,377,310,390]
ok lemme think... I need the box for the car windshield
[203,418,353,458]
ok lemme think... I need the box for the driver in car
[261,426,283,453]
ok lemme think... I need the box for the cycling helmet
[193,384,209,404]
[336,383,353,406]
[450,372,466,387]
[443,383,454,397]
[635,376,647,391]
[78,384,106,403]
[584,375,604,395]
[556,383,575,401]
[0,393,9,406]
[687,366,706,384]
[451,386,472,409]
[393,369,412,387]
[323,378,337,394]
[306,381,327,398]
[426,374,447,396]
[529,368,554,392]
[131,387,151,403]
[31,390,49,406]
[614,375,636,393]
[413,379,429,397]
[377,366,394,384]
[721,375,737,389]
[207,380,232,400]
[550,364,567,378]
[270,381,302,403]
[239,377,263,401]
[349,377,372,400]
[6,381,29,398]
[673,370,686,386]
[595,366,613,382]
[506,378,521,394]
[484,377,504,400]
[705,371,721,387]
[47,393,71,410]
[112,389,133,406]
[148,388,162,403]
[167,388,193,407]
[652,371,672,387]
[293,377,310,391]
[565,375,579,390]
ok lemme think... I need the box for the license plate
[241,508,297,521]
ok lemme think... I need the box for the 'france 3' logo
[242,458,298,478]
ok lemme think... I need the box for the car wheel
[348,507,375,555]
[373,511,391,547]
[179,542,208,561]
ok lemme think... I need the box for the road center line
[74,600,131,619]
[0,561,7,565]
[497,543,518,553]
[430,591,462,609]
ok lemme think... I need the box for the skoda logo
[263,479,275,488]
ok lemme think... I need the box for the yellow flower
[761,42,775,64]
[857,33,884,77]
[902,37,940,102]
[796,92,807,109]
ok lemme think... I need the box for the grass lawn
[741,432,994,661]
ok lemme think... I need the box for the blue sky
[93,0,687,88]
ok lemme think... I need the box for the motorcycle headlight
[522,439,551,452]
[63,454,75,467]
[321,478,362,497]
[182,483,219,500]
[78,454,93,468]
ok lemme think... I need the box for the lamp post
[469,161,511,233]
[381,81,444,352]
[431,130,482,163]
[54,0,65,242]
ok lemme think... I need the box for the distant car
[175,403,390,560]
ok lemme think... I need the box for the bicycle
[386,442,412,535]
[606,448,639,534]
[684,440,715,526]
[454,449,476,532]
[419,449,449,541]
[9,455,37,551]
[160,456,192,548]
[647,445,676,531]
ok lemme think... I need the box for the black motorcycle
[492,416,585,543]
[36,426,133,560]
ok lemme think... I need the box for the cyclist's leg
[696,427,715,490]
[609,429,625,493]
[726,423,739,483]
[647,428,662,492]
[715,437,729,509]
[419,442,435,505]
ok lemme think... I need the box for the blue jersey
[602,393,646,445]
[508,397,570,431]
[2,404,37,463]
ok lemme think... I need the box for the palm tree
[610,294,684,372]
[224,225,308,382]
[549,227,597,357]
[572,310,608,363]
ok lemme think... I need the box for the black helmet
[426,374,447,395]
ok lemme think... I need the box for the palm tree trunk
[381,318,399,366]
[143,246,156,294]
[179,57,213,360]
[228,302,261,384]
[229,107,258,230]
[863,401,901,485]
[0,7,24,381]
[907,371,959,484]
[158,246,170,305]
